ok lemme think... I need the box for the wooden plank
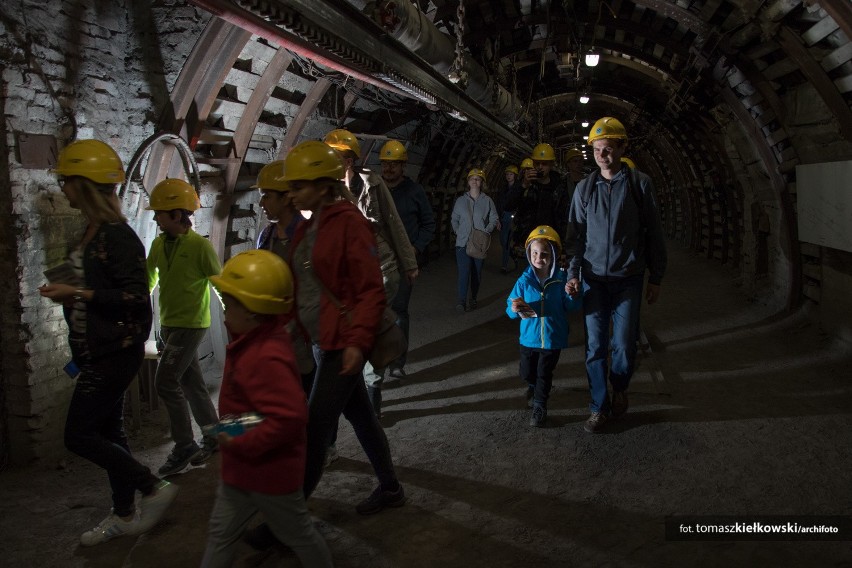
[821,42,852,72]
[777,25,852,141]
[802,12,840,46]
[816,0,852,47]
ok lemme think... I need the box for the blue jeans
[64,343,159,517]
[390,274,413,369]
[499,211,514,269]
[582,275,644,414]
[455,246,484,305]
[303,347,398,498]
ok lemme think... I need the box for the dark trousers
[64,343,159,517]
[519,347,562,407]
[390,275,414,369]
[303,348,398,498]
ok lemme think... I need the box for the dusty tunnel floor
[2,244,852,567]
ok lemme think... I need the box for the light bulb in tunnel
[585,49,600,67]
[580,95,590,104]
[582,121,589,128]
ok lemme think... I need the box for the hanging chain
[537,105,544,142]
[490,35,501,110]
[447,1,469,88]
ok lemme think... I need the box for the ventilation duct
[372,0,523,125]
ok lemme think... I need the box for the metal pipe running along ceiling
[190,0,532,153]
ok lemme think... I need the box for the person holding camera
[507,143,571,257]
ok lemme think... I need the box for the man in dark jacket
[380,139,436,378]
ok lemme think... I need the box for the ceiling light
[579,95,590,104]
[581,121,589,128]
[583,135,588,140]
[585,48,600,67]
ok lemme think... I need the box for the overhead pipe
[188,0,412,100]
[373,0,523,124]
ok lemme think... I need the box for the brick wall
[0,0,207,466]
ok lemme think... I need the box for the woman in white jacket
[451,168,498,312]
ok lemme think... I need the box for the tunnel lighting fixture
[448,109,468,121]
[585,48,600,67]
[582,121,589,127]
[583,135,588,140]
[579,94,590,104]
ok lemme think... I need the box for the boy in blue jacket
[507,226,581,427]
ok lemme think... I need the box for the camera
[203,413,264,437]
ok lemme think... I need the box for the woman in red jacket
[287,141,405,514]
[203,249,331,568]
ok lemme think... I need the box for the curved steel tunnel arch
[144,0,852,318]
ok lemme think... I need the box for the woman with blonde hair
[39,140,178,546]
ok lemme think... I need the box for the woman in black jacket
[39,140,178,546]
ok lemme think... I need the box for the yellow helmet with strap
[324,129,361,158]
[51,139,125,184]
[379,140,408,161]
[146,178,200,211]
[467,168,486,182]
[252,160,289,191]
[281,141,345,182]
[588,117,628,145]
[531,143,556,161]
[210,250,293,315]
[525,225,562,250]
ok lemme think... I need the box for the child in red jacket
[202,250,332,568]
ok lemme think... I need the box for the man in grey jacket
[566,117,667,434]
[380,140,436,378]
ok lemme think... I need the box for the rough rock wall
[0,0,207,466]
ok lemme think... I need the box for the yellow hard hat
[531,143,556,161]
[505,165,519,174]
[324,129,361,158]
[146,178,200,211]
[51,139,125,184]
[565,148,584,161]
[467,168,486,182]
[621,157,636,169]
[588,117,628,145]
[520,158,534,170]
[281,141,345,182]
[525,225,562,250]
[252,160,290,191]
[379,140,408,161]
[210,250,293,315]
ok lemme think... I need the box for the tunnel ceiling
[180,0,851,164]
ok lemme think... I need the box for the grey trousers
[201,482,332,568]
[155,326,218,448]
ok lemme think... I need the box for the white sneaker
[137,480,179,533]
[80,511,139,546]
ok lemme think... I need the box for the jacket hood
[525,240,558,280]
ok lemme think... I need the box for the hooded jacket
[506,240,580,349]
[567,167,667,285]
[291,200,385,355]
[218,314,307,495]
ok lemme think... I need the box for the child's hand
[511,297,535,319]
[565,278,581,298]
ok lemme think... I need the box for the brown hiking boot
[611,391,629,418]
[584,412,608,433]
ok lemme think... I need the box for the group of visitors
[40,115,666,563]
[40,130,435,565]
